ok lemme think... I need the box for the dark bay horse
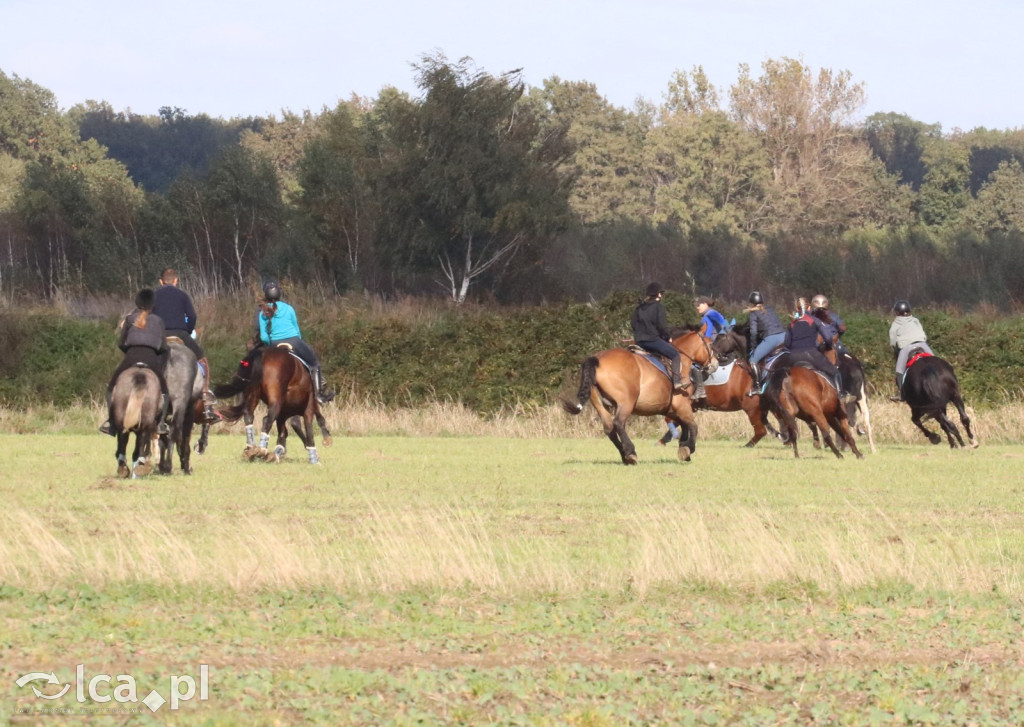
[109,366,162,478]
[214,345,326,463]
[900,350,978,448]
[562,330,715,464]
[804,347,876,454]
[764,364,863,459]
[709,325,782,447]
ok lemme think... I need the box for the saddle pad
[907,351,933,368]
[704,360,735,386]
[628,348,670,378]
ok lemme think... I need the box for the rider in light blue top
[255,280,334,404]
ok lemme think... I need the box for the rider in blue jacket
[254,280,334,404]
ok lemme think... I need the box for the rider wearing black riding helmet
[631,282,685,392]
[888,299,933,402]
[745,291,786,396]
[254,280,334,404]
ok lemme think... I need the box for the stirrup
[202,390,217,404]
[157,421,170,436]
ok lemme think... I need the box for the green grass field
[3,403,1024,724]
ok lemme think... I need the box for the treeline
[2,55,1024,307]
[0,292,1019,410]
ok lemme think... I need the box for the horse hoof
[117,463,130,478]
[134,462,152,477]
[322,436,333,447]
[677,447,691,462]
[624,454,638,465]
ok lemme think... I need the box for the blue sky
[3,0,1022,131]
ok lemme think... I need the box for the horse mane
[812,308,833,324]
[667,323,701,339]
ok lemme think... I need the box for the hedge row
[1,294,1019,410]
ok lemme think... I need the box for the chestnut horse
[562,330,716,464]
[214,345,326,464]
[899,349,977,448]
[764,364,863,459]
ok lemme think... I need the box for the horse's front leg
[315,408,332,447]
[669,398,697,462]
[270,415,289,462]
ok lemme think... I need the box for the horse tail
[217,400,248,424]
[562,356,599,415]
[122,372,149,431]
[213,348,265,399]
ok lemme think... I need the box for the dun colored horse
[764,364,863,459]
[563,329,716,464]
[109,366,162,478]
[214,345,326,464]
[899,349,978,448]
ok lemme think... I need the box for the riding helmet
[811,294,829,310]
[262,279,281,302]
[135,288,155,310]
[748,291,764,305]
[645,282,664,298]
[893,299,911,315]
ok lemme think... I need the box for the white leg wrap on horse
[259,432,270,449]
[245,424,256,446]
[307,446,319,464]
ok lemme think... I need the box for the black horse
[899,349,978,449]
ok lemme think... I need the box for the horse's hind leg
[911,411,942,445]
[116,432,131,478]
[951,394,979,448]
[828,412,863,459]
[935,411,966,448]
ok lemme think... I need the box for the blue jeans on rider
[750,332,786,366]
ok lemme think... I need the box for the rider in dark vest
[784,297,842,393]
[98,289,172,436]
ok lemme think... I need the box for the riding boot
[889,373,903,403]
[197,357,218,420]
[313,366,336,404]
[98,390,115,436]
[157,394,171,436]
[670,359,684,393]
[691,366,707,402]
[746,363,760,397]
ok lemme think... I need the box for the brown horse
[764,364,863,459]
[562,330,716,464]
[708,326,783,447]
[214,345,325,464]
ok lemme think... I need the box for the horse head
[671,329,718,374]
[712,329,745,363]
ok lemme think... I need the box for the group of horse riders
[99,271,333,437]
[632,283,930,406]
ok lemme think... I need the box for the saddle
[627,344,673,380]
